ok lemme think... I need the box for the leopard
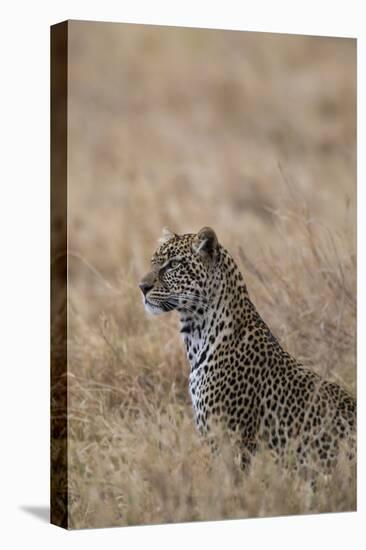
[139,226,356,474]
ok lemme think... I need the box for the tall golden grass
[64,22,356,528]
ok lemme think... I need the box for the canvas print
[51,20,356,529]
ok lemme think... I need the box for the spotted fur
[139,227,356,472]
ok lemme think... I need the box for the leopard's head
[139,227,219,315]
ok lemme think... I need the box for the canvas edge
[50,20,69,530]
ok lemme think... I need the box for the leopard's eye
[167,259,180,270]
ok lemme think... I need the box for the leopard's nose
[139,281,153,296]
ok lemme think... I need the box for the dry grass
[63,21,356,528]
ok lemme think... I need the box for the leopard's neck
[178,248,256,372]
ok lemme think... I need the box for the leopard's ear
[158,227,176,245]
[193,227,218,262]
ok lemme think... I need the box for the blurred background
[65,21,356,528]
[68,22,355,291]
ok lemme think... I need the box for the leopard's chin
[144,299,166,316]
[143,294,178,315]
